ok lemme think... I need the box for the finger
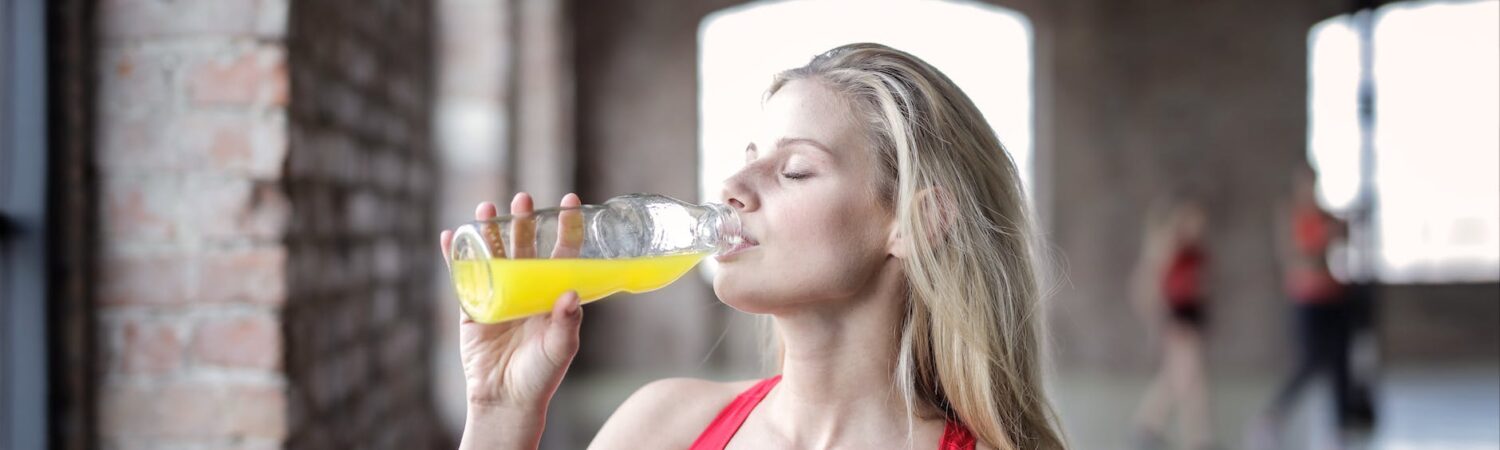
[541,291,583,369]
[552,193,583,258]
[477,201,505,258]
[459,306,474,325]
[510,193,536,259]
[440,229,454,267]
[475,201,499,220]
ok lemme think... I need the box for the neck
[760,258,933,446]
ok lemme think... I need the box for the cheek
[728,196,887,304]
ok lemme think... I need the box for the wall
[1380,283,1500,363]
[94,0,296,446]
[1044,0,1350,371]
[90,0,447,447]
[282,0,446,447]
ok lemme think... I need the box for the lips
[715,233,759,262]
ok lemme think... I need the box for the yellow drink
[451,252,708,323]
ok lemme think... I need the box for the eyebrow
[745,137,834,156]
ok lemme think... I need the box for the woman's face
[1175,204,1207,243]
[712,79,897,313]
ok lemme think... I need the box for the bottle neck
[700,202,743,254]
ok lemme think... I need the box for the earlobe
[887,221,908,260]
[889,186,956,260]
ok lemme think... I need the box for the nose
[720,172,758,213]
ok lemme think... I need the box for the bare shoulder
[588,377,760,450]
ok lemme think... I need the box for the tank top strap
[939,419,978,450]
[689,375,978,450]
[688,375,781,450]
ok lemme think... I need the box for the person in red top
[1256,165,1354,443]
[1130,200,1215,450]
[443,44,1065,450]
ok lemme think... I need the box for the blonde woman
[1129,200,1213,450]
[441,43,1066,450]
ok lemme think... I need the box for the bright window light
[697,0,1034,206]
[1308,0,1500,282]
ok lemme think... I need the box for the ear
[887,217,908,260]
[887,186,955,260]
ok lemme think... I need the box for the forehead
[757,79,867,156]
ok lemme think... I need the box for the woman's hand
[440,192,585,449]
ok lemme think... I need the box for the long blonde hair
[766,43,1065,449]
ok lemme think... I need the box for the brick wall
[95,0,293,447]
[281,0,445,447]
[92,0,446,447]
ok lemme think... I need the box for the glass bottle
[447,193,744,323]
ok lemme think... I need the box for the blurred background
[2,0,1496,449]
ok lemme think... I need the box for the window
[697,0,1034,206]
[2,0,51,447]
[1307,0,1499,282]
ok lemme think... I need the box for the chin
[712,270,785,314]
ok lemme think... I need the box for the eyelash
[781,172,811,180]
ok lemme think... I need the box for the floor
[1051,363,1500,450]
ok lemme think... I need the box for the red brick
[99,251,192,306]
[100,382,287,440]
[102,111,286,177]
[101,176,177,242]
[98,46,175,114]
[109,175,290,245]
[97,114,177,171]
[178,177,291,242]
[213,134,254,171]
[100,0,259,38]
[198,247,288,305]
[113,319,183,374]
[178,112,288,178]
[188,46,288,106]
[101,247,288,307]
[192,313,281,370]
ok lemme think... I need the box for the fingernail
[565,292,581,315]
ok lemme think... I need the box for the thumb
[541,291,583,369]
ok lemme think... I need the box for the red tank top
[1287,205,1343,303]
[1162,243,1205,307]
[1293,206,1333,256]
[689,376,978,450]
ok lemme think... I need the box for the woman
[440,43,1066,450]
[1259,165,1352,440]
[1129,201,1213,450]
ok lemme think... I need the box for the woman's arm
[443,194,586,450]
[460,404,548,450]
[450,287,582,450]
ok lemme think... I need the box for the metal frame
[2,0,51,447]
